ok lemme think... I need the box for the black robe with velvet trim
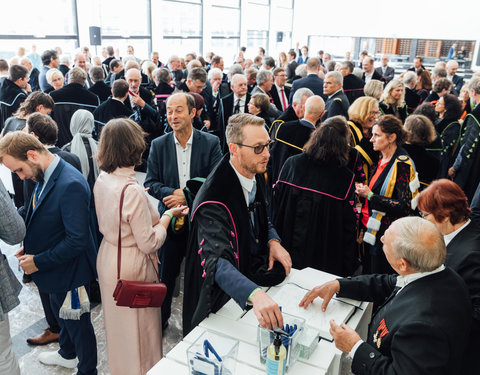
[183,154,286,335]
[272,153,358,276]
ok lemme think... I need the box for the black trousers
[158,232,187,326]
[49,288,97,375]
[39,291,60,333]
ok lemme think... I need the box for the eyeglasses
[236,140,274,154]
[419,212,431,219]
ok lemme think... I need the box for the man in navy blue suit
[289,57,325,103]
[0,132,97,375]
[144,92,222,329]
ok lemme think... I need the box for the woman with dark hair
[435,93,462,177]
[356,115,419,273]
[416,69,432,102]
[417,179,480,374]
[1,91,54,135]
[94,118,187,375]
[189,92,207,131]
[403,114,440,188]
[272,116,358,276]
[248,92,273,131]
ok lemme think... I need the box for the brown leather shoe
[26,329,59,345]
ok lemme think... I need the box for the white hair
[292,87,314,104]
[208,67,223,80]
[325,71,343,87]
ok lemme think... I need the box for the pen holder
[257,312,305,371]
[187,331,238,375]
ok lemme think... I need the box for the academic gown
[272,153,358,276]
[435,116,461,178]
[403,143,439,189]
[183,154,286,335]
[445,221,480,374]
[454,104,480,202]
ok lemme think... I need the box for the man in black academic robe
[269,95,324,187]
[300,217,471,375]
[452,90,480,202]
[183,113,291,336]
[341,61,364,105]
[0,65,29,126]
[321,72,349,121]
[92,79,133,138]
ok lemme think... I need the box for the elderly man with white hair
[20,56,40,91]
[300,216,471,375]
[167,54,184,85]
[322,71,349,120]
[446,60,464,93]
[124,68,159,142]
[403,71,420,112]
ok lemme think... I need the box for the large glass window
[208,1,240,63]
[98,0,150,36]
[157,0,203,59]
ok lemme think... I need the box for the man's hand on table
[298,280,340,311]
[329,320,361,354]
[268,240,292,276]
[251,290,284,330]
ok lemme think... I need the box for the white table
[148,268,372,375]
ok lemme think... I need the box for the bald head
[446,60,459,76]
[388,217,446,273]
[304,95,325,124]
[125,60,141,72]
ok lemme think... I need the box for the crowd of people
[0,42,479,375]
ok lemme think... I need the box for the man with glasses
[269,67,290,112]
[183,113,292,335]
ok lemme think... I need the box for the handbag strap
[117,183,162,282]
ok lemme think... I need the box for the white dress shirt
[233,94,246,114]
[229,160,254,206]
[364,72,373,83]
[174,131,194,188]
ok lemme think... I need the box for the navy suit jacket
[24,158,97,294]
[289,73,325,102]
[144,128,222,213]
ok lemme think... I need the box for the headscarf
[69,110,100,181]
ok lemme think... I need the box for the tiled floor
[4,239,185,375]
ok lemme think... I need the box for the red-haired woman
[417,178,479,374]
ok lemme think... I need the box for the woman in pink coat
[94,119,187,375]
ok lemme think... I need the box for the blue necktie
[32,180,44,210]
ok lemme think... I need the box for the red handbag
[112,183,167,308]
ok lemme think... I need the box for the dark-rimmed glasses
[235,139,274,154]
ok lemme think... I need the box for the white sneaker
[38,351,78,369]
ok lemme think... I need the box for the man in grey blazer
[144,92,222,329]
[375,55,395,83]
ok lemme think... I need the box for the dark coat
[24,158,97,293]
[269,85,291,112]
[183,154,286,335]
[273,153,358,275]
[93,98,133,138]
[379,101,408,124]
[338,269,471,375]
[435,116,461,178]
[321,90,350,121]
[286,61,298,83]
[289,73,325,102]
[343,74,365,105]
[144,129,222,214]
[29,68,40,92]
[362,70,383,83]
[404,86,421,113]
[50,83,100,146]
[454,104,480,201]
[445,221,480,373]
[217,92,251,150]
[88,81,111,103]
[0,78,28,126]
[403,143,439,188]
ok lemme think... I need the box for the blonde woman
[278,52,288,69]
[45,68,64,93]
[379,79,408,123]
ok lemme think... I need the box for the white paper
[270,283,356,340]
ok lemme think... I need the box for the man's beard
[27,161,44,182]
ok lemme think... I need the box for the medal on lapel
[373,318,389,349]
